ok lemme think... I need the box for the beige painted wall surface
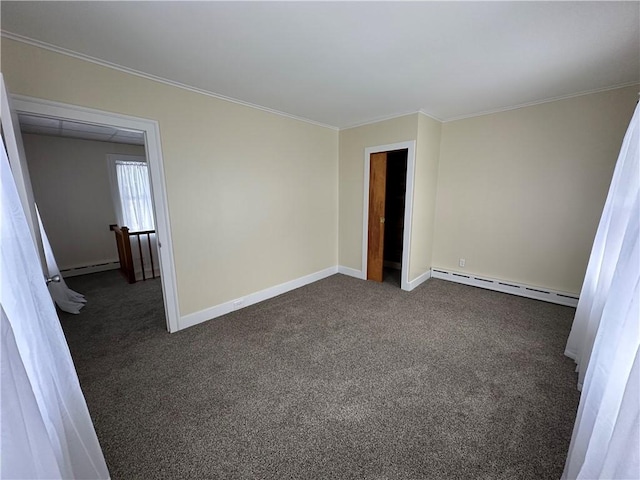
[2,39,339,316]
[23,133,144,270]
[433,85,638,294]
[409,114,441,280]
[338,114,418,272]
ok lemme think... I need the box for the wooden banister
[113,226,158,284]
[114,226,136,283]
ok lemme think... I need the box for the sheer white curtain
[116,160,155,231]
[1,136,109,477]
[113,159,159,281]
[37,205,87,314]
[562,103,639,479]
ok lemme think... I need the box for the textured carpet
[60,270,580,479]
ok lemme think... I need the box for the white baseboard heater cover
[60,261,120,278]
[431,269,579,307]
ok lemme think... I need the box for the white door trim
[12,94,181,333]
[0,76,47,272]
[362,140,416,291]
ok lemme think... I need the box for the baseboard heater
[430,268,579,308]
[60,261,120,278]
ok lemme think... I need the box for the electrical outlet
[233,299,244,310]
[459,258,466,268]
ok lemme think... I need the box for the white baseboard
[338,265,366,280]
[406,269,431,291]
[178,264,578,332]
[179,266,339,330]
[431,268,579,307]
[60,261,120,277]
[564,349,578,361]
[338,265,429,291]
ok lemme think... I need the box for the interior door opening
[9,94,179,332]
[367,148,408,285]
[16,113,169,332]
[383,150,408,274]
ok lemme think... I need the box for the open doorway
[362,141,416,290]
[18,116,148,277]
[382,150,408,285]
[10,94,179,332]
[367,148,408,285]
[19,117,168,332]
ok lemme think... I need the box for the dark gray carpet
[60,270,579,479]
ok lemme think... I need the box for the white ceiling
[2,1,638,128]
[19,114,145,145]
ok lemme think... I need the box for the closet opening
[366,148,408,286]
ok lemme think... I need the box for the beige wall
[338,114,418,274]
[409,113,442,280]
[338,113,441,283]
[433,85,638,294]
[2,39,339,316]
[3,37,634,311]
[23,133,144,270]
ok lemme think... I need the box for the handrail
[113,225,158,283]
[129,229,156,281]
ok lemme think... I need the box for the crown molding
[4,31,635,130]
[340,110,424,131]
[443,81,640,123]
[417,109,443,123]
[1,31,339,131]
[341,109,446,132]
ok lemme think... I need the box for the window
[107,154,159,281]
[107,155,155,231]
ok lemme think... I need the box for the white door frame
[12,94,180,333]
[0,77,47,273]
[362,140,416,291]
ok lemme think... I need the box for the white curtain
[114,160,159,281]
[1,135,109,477]
[116,160,155,231]
[36,205,87,314]
[562,103,639,479]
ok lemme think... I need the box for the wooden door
[367,152,387,282]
